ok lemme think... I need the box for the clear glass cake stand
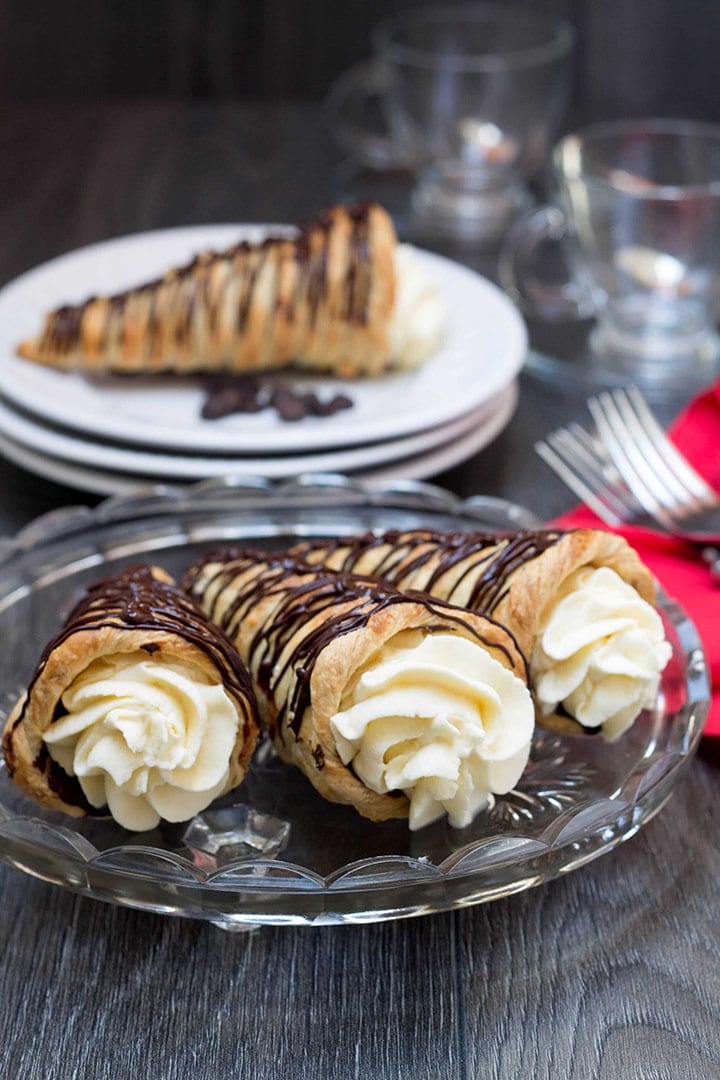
[0,476,709,929]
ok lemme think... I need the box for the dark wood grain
[0,103,717,1080]
[0,762,717,1080]
[2,0,720,126]
[459,756,720,1080]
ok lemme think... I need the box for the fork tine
[557,427,651,521]
[539,389,720,542]
[623,386,717,504]
[549,430,608,487]
[608,389,704,512]
[535,438,627,527]
[587,393,679,525]
[547,428,641,520]
[536,419,651,526]
[564,421,648,512]
[566,421,603,455]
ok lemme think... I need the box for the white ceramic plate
[0,226,527,453]
[0,383,517,496]
[0,382,513,480]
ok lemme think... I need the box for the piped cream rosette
[183,550,534,830]
[388,244,444,369]
[290,528,672,739]
[2,565,259,830]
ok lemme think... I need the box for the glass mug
[326,4,574,244]
[501,119,720,389]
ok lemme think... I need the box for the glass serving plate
[0,476,709,930]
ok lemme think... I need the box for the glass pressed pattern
[0,477,707,928]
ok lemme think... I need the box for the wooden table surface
[0,102,717,1080]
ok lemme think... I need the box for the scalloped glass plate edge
[0,754,700,930]
[0,474,708,928]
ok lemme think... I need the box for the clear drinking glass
[326,4,574,244]
[501,119,720,391]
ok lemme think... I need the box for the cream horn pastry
[17,203,444,377]
[290,529,673,740]
[2,565,260,831]
[182,549,535,831]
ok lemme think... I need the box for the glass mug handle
[498,206,598,320]
[324,60,418,170]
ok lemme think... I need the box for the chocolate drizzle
[344,202,372,323]
[5,565,258,807]
[182,548,525,744]
[305,212,330,326]
[237,244,265,333]
[292,529,566,615]
[42,304,85,356]
[33,202,380,367]
[311,745,325,770]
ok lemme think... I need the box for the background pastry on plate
[17,203,445,378]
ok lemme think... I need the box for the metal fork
[536,385,720,549]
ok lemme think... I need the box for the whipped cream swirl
[43,651,240,831]
[330,631,534,830]
[532,566,672,739]
[388,245,445,369]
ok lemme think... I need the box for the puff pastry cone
[289,528,673,740]
[182,549,536,831]
[17,202,443,378]
[2,565,260,831]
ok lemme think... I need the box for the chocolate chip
[312,393,353,417]
[271,387,307,422]
[201,376,266,419]
[200,375,354,423]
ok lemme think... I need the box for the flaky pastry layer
[183,549,529,823]
[3,565,259,818]
[18,203,398,378]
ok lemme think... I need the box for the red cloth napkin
[554,384,720,736]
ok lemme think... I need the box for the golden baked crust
[290,528,656,662]
[183,550,528,824]
[2,565,259,818]
[289,527,658,735]
[17,203,398,378]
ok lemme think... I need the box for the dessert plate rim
[0,380,515,480]
[0,383,518,496]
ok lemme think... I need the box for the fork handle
[498,206,598,322]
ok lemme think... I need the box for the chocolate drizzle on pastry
[3,565,257,802]
[45,304,85,356]
[344,202,372,323]
[291,529,565,614]
[27,202,393,375]
[182,548,526,741]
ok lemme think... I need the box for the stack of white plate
[0,226,527,496]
